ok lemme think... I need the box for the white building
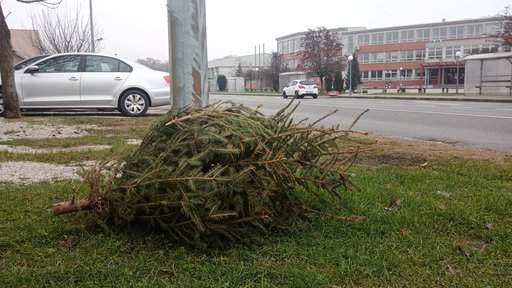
[208,53,272,92]
[208,53,272,79]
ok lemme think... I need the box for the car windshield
[14,55,50,70]
[299,80,316,85]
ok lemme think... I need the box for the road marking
[211,96,512,119]
[415,100,461,106]
[337,106,512,119]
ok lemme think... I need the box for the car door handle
[114,77,123,81]
[69,77,79,81]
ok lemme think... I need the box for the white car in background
[282,79,319,99]
[0,53,171,117]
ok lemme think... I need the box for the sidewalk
[331,93,512,103]
[211,92,512,103]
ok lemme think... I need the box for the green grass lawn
[0,116,511,287]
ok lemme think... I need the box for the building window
[347,36,354,54]
[466,24,482,37]
[463,45,473,56]
[432,27,447,40]
[385,51,399,62]
[375,70,383,80]
[363,71,384,81]
[449,26,465,39]
[403,69,413,80]
[400,50,414,61]
[375,52,385,63]
[444,46,462,59]
[367,71,376,81]
[371,33,385,45]
[427,47,443,60]
[358,34,370,46]
[415,69,422,80]
[401,30,415,42]
[385,31,399,43]
[416,29,430,41]
[471,46,482,55]
[415,50,426,61]
[484,23,499,35]
[360,53,370,64]
[384,70,398,80]
[362,71,369,80]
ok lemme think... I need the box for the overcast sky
[3,0,511,62]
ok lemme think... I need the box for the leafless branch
[348,108,369,131]
[17,0,63,9]
[29,4,103,54]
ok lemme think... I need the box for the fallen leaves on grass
[447,265,461,275]
[384,199,402,212]
[58,237,80,251]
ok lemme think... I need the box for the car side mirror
[25,66,40,74]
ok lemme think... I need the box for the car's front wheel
[282,91,288,98]
[119,90,149,117]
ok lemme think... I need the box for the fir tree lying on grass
[53,101,360,249]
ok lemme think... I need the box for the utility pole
[167,0,209,109]
[348,55,353,95]
[89,0,95,53]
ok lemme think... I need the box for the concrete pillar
[167,0,209,109]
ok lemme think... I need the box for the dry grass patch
[353,133,511,167]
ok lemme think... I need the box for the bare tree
[299,26,345,91]
[136,58,169,72]
[29,5,103,54]
[494,5,512,48]
[270,52,289,91]
[0,0,62,118]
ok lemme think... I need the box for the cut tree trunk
[52,198,95,216]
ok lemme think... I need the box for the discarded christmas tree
[53,101,359,249]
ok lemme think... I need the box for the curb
[326,95,512,103]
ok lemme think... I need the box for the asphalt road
[208,94,512,152]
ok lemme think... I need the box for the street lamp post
[399,67,403,92]
[455,51,462,94]
[348,55,353,95]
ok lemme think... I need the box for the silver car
[0,53,171,117]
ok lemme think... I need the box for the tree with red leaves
[299,27,345,91]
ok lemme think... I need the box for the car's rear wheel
[312,94,318,99]
[119,90,149,117]
[282,91,288,98]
